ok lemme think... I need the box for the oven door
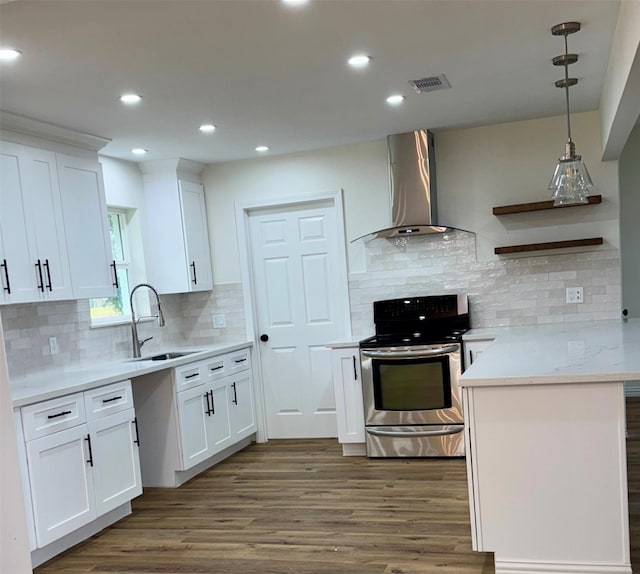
[361,343,463,426]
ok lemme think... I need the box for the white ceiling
[0,0,621,164]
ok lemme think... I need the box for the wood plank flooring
[36,398,640,574]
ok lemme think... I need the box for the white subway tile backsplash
[349,231,621,338]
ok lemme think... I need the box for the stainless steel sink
[129,351,201,362]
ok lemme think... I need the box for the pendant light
[548,21,593,206]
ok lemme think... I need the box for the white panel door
[57,154,115,299]
[88,409,142,516]
[179,180,213,292]
[26,425,96,547]
[176,385,212,469]
[248,200,349,438]
[21,146,73,300]
[0,142,39,303]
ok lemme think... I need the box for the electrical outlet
[49,336,59,355]
[212,313,226,328]
[566,287,584,304]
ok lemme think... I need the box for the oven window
[373,357,451,411]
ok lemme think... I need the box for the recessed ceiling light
[348,54,371,68]
[120,93,142,105]
[199,124,216,133]
[0,48,21,62]
[282,0,309,5]
[131,148,147,155]
[255,146,270,152]
[386,94,406,106]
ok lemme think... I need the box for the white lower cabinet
[26,424,97,547]
[176,355,254,470]
[88,409,142,516]
[20,380,141,550]
[331,346,365,454]
[134,346,256,487]
[463,338,495,369]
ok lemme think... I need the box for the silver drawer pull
[47,410,72,420]
[366,426,463,438]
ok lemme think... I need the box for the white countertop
[460,319,640,387]
[10,341,253,407]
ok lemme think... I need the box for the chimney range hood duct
[356,129,467,241]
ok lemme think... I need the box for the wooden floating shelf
[495,237,604,255]
[492,195,602,215]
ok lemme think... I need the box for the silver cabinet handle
[366,426,463,438]
[361,345,459,359]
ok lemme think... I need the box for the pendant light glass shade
[548,156,592,206]
[549,22,593,207]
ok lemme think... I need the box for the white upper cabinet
[0,141,73,303]
[141,159,213,294]
[57,153,115,300]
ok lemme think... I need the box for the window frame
[89,208,133,328]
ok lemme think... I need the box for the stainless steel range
[360,294,469,458]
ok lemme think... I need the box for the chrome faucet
[130,283,166,358]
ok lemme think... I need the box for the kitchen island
[460,319,636,574]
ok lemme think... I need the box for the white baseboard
[31,503,131,568]
[341,443,366,456]
[174,435,254,487]
[495,559,631,574]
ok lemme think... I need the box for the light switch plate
[212,313,226,328]
[566,287,584,304]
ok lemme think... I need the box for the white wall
[203,111,619,278]
[436,110,619,261]
[600,0,640,159]
[0,313,31,574]
[619,120,640,317]
[202,139,390,284]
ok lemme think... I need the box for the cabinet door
[179,180,213,292]
[207,379,232,453]
[176,384,212,469]
[21,145,73,300]
[88,408,142,516]
[57,154,115,299]
[463,339,494,370]
[229,371,256,440]
[26,425,96,547]
[0,142,39,303]
[331,348,365,444]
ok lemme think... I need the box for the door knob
[260,334,269,342]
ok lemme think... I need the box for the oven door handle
[366,426,464,438]
[361,345,459,359]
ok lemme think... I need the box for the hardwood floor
[36,398,640,574]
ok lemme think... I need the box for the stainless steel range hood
[356,129,466,241]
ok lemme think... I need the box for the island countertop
[460,318,640,387]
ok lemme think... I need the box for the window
[90,209,132,325]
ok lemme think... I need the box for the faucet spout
[130,283,166,358]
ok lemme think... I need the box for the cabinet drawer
[204,356,226,381]
[174,361,204,391]
[226,348,250,374]
[22,393,86,441]
[84,380,133,421]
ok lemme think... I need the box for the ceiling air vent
[409,74,451,94]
